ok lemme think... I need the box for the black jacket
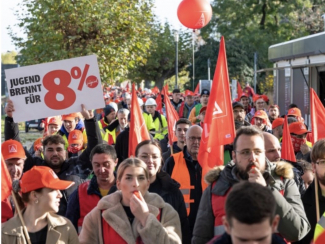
[162,142,182,163]
[65,175,116,231]
[294,180,325,244]
[150,171,191,244]
[209,232,286,244]
[4,116,102,215]
[115,127,130,168]
[163,146,203,236]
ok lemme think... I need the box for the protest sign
[5,55,104,122]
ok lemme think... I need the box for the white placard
[5,55,105,122]
[285,67,291,77]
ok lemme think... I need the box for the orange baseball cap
[240,92,249,98]
[33,137,43,152]
[287,108,302,117]
[62,113,79,121]
[20,166,75,193]
[1,139,26,160]
[272,118,285,129]
[253,110,268,120]
[48,116,62,126]
[289,122,310,135]
[253,94,268,103]
[68,130,83,145]
[185,90,195,97]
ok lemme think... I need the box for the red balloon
[177,0,212,29]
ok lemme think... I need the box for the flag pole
[314,175,320,222]
[11,191,32,244]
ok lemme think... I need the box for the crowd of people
[1,83,325,244]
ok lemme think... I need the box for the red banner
[163,85,179,147]
[281,116,296,162]
[310,88,325,144]
[1,155,12,201]
[198,37,235,190]
[128,83,150,157]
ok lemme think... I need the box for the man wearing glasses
[296,139,325,244]
[164,125,203,238]
[192,126,310,244]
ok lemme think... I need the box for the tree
[185,38,255,91]
[1,51,17,64]
[127,22,192,90]
[8,0,155,83]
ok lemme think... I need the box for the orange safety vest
[102,209,161,243]
[77,181,100,234]
[171,151,204,216]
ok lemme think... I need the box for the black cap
[172,88,180,94]
[104,105,115,116]
[232,102,244,109]
[200,89,210,96]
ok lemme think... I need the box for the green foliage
[1,51,17,64]
[8,0,155,83]
[128,22,192,90]
[185,38,255,91]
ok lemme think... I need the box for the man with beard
[164,125,203,237]
[232,102,250,126]
[268,105,280,124]
[294,139,325,244]
[192,126,310,244]
[251,110,272,133]
[4,101,102,216]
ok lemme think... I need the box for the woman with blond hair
[2,166,79,244]
[79,158,182,244]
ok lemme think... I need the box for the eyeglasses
[235,149,265,158]
[187,136,201,142]
[316,159,325,168]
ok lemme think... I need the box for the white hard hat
[137,97,144,106]
[109,102,118,112]
[145,98,157,106]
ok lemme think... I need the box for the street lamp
[174,30,179,89]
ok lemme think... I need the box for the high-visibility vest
[102,209,161,243]
[171,151,203,216]
[77,181,100,234]
[314,212,325,242]
[103,129,117,145]
[152,114,168,140]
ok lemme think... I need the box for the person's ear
[222,216,231,235]
[116,180,120,190]
[271,215,280,233]
[114,158,118,167]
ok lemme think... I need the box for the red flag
[156,93,163,114]
[310,88,325,144]
[237,81,243,99]
[194,82,199,94]
[163,86,179,147]
[198,37,236,190]
[128,83,150,157]
[281,116,296,162]
[151,86,159,94]
[1,155,12,201]
[125,82,130,92]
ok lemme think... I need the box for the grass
[1,115,42,146]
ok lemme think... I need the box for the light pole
[192,30,195,91]
[174,30,179,89]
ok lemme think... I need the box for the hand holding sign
[5,55,104,122]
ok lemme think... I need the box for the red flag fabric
[198,37,235,190]
[310,88,325,144]
[237,81,243,99]
[163,86,179,147]
[1,155,12,201]
[281,116,296,162]
[194,82,199,94]
[156,93,163,114]
[128,83,150,157]
[125,82,130,92]
[151,86,159,94]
